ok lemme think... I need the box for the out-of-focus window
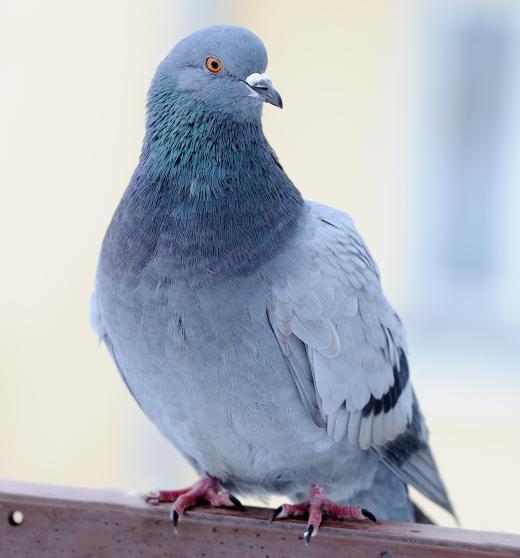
[413,1,520,333]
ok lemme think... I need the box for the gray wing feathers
[268,202,454,515]
[267,309,326,428]
[268,203,413,449]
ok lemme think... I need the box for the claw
[361,508,377,523]
[303,524,314,545]
[269,505,283,523]
[144,491,162,505]
[272,486,374,543]
[229,494,245,511]
[150,477,248,535]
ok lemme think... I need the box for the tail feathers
[374,395,457,520]
[379,444,456,518]
[412,502,434,524]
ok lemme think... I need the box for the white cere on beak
[245,73,272,99]
[245,72,272,87]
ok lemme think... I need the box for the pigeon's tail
[412,502,434,524]
[373,394,457,522]
[376,442,458,522]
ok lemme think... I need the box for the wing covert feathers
[268,203,413,449]
[268,202,454,515]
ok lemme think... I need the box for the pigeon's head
[153,25,282,121]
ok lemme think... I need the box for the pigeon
[91,25,454,542]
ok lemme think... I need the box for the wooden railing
[1,480,519,557]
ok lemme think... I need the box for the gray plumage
[92,25,454,522]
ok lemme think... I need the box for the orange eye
[206,56,222,73]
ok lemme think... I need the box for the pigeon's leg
[145,476,244,532]
[270,485,376,544]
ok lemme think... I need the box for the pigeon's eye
[206,56,222,73]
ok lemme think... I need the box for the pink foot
[270,485,377,544]
[145,476,244,532]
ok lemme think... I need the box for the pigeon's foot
[145,476,244,533]
[270,484,377,544]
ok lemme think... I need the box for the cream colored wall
[0,0,197,492]
[1,0,518,535]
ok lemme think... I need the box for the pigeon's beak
[245,73,283,109]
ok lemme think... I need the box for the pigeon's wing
[267,203,411,448]
[267,202,454,514]
[90,291,143,411]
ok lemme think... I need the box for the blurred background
[1,0,519,534]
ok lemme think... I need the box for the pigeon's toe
[144,491,161,505]
[146,476,246,532]
[270,484,377,544]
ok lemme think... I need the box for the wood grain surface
[1,480,519,558]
